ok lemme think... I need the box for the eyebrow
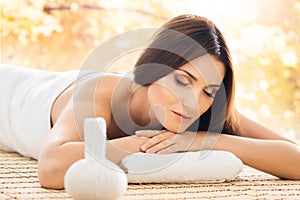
[179,69,198,81]
[206,84,221,88]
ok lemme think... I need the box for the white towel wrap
[0,64,79,159]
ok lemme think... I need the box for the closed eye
[175,74,190,86]
[203,84,220,98]
[203,90,216,98]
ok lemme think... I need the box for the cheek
[198,95,214,115]
[147,84,177,106]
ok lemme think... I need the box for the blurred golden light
[1,0,299,142]
[259,80,269,91]
[280,50,298,67]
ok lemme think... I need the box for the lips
[172,111,192,120]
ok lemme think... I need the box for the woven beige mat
[1,150,300,200]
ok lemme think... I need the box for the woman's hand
[136,130,198,154]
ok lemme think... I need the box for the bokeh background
[1,0,299,142]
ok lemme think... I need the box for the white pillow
[120,150,243,184]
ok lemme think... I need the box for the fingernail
[141,146,145,151]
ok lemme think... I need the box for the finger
[140,133,169,152]
[135,130,162,138]
[145,139,173,153]
[157,144,178,154]
[140,134,165,151]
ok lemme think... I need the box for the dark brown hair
[133,14,238,134]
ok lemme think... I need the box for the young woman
[2,14,300,189]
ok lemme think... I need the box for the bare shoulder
[49,73,130,143]
[39,73,127,175]
[94,74,127,104]
[96,73,133,101]
[51,73,118,127]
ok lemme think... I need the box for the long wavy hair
[133,14,239,134]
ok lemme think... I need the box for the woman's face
[147,54,226,133]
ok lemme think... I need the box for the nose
[181,89,199,112]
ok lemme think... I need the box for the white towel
[0,65,79,159]
[121,150,243,183]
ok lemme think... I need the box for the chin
[163,115,200,133]
[163,122,190,133]
[155,112,197,133]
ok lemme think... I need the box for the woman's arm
[199,111,300,179]
[139,131,300,179]
[138,121,300,180]
[38,134,147,189]
[38,99,148,189]
[191,132,300,180]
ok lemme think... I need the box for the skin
[38,54,300,189]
